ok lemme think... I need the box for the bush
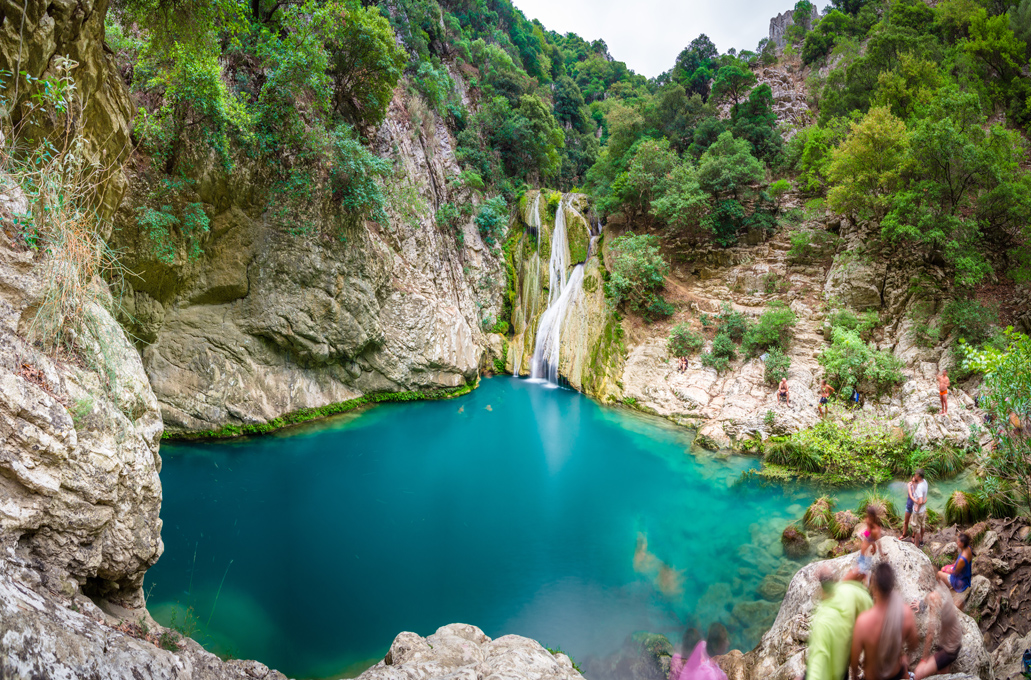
[819,327,904,397]
[645,295,675,321]
[668,323,704,356]
[743,303,796,355]
[701,352,730,373]
[711,332,737,360]
[714,303,750,342]
[940,299,998,346]
[829,308,879,336]
[605,233,670,313]
[803,496,835,530]
[764,347,791,385]
[475,196,508,247]
[765,438,823,473]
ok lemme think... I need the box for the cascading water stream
[530,194,584,385]
[514,194,543,377]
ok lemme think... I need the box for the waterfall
[530,194,582,384]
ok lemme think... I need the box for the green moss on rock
[165,382,478,441]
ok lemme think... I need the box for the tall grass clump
[803,496,835,530]
[2,58,129,389]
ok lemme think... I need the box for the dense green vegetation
[787,0,1031,287]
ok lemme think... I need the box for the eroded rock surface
[358,623,584,680]
[0,558,287,680]
[0,240,163,601]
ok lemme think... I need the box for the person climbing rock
[818,380,835,418]
[910,590,962,680]
[777,378,790,407]
[800,566,873,680]
[937,371,950,416]
[912,470,928,548]
[902,472,918,540]
[850,563,919,680]
[937,533,973,596]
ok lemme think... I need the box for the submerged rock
[360,623,584,680]
[781,525,810,559]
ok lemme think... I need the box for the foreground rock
[0,241,163,603]
[0,558,286,680]
[718,538,993,680]
[357,623,584,680]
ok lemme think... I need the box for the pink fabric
[669,642,728,680]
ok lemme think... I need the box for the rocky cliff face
[1,218,162,604]
[112,89,505,434]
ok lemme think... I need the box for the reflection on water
[148,377,967,679]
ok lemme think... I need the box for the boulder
[781,525,810,559]
[991,629,1031,680]
[965,574,991,610]
[816,539,839,558]
[360,623,584,680]
[717,538,992,680]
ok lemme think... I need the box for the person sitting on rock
[850,563,919,680]
[818,380,835,418]
[777,378,790,407]
[909,590,963,680]
[937,533,973,596]
[799,566,872,680]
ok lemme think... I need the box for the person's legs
[937,570,953,588]
[916,512,926,547]
[903,510,912,538]
[941,391,948,415]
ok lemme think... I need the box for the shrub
[605,234,670,313]
[765,438,823,473]
[714,303,750,342]
[855,492,900,527]
[668,323,704,357]
[764,347,791,385]
[645,296,675,321]
[940,299,999,346]
[829,308,879,337]
[944,490,984,525]
[830,510,858,539]
[743,303,797,355]
[819,327,904,397]
[475,196,508,247]
[701,352,730,373]
[711,333,737,360]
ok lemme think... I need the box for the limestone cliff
[111,87,505,435]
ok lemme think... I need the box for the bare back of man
[851,564,919,680]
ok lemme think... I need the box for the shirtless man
[911,590,963,680]
[850,563,919,680]
[937,370,950,416]
[819,380,835,418]
[778,378,791,407]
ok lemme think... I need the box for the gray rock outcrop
[719,538,993,680]
[0,238,163,602]
[358,623,585,680]
[769,7,820,49]
[0,558,287,680]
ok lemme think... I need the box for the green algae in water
[148,378,859,678]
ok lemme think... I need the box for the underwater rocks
[360,623,584,680]
[781,526,810,559]
[718,538,992,680]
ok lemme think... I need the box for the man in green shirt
[805,567,873,680]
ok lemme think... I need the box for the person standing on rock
[818,380,835,418]
[937,533,973,596]
[937,371,950,416]
[847,506,883,584]
[850,563,919,680]
[902,473,919,541]
[778,378,791,407]
[801,566,873,680]
[910,590,962,680]
[912,470,928,548]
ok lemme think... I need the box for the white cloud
[512,0,794,78]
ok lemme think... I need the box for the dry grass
[2,57,132,387]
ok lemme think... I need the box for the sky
[512,0,796,78]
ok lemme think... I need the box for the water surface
[149,378,883,677]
